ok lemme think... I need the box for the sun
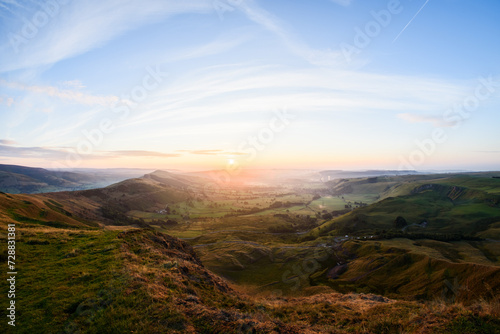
[227,158,235,166]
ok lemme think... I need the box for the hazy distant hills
[0,164,152,194]
[318,169,419,180]
[0,164,94,193]
[0,163,427,194]
[186,168,422,186]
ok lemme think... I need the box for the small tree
[322,213,333,220]
[394,216,407,228]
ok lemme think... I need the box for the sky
[0,0,499,172]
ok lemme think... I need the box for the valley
[1,168,499,333]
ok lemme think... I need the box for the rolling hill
[0,164,151,194]
[0,191,99,229]
[314,173,500,238]
[1,227,498,333]
[0,169,215,231]
[74,170,206,213]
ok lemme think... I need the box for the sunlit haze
[1,0,499,171]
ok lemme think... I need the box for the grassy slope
[0,192,99,229]
[313,175,500,237]
[309,240,500,301]
[77,177,191,212]
[193,234,500,302]
[1,224,499,334]
[287,175,500,304]
[327,173,500,202]
[2,229,122,333]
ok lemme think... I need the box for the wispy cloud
[122,63,465,129]
[474,150,500,154]
[0,139,17,145]
[397,112,457,127]
[0,0,214,72]
[0,96,14,106]
[0,144,71,159]
[1,0,343,72]
[238,1,343,67]
[0,144,181,160]
[329,0,353,6]
[164,32,252,63]
[177,149,246,156]
[181,149,224,155]
[61,80,86,89]
[109,150,181,158]
[0,79,118,106]
[225,151,247,156]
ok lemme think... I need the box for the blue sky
[0,0,499,171]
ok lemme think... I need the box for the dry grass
[2,223,498,333]
[104,230,500,333]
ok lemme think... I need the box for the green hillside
[78,176,193,213]
[0,192,99,229]
[314,174,500,238]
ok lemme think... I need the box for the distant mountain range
[317,169,419,180]
[0,163,485,195]
[0,164,152,194]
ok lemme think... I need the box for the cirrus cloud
[397,112,458,128]
[0,79,119,106]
